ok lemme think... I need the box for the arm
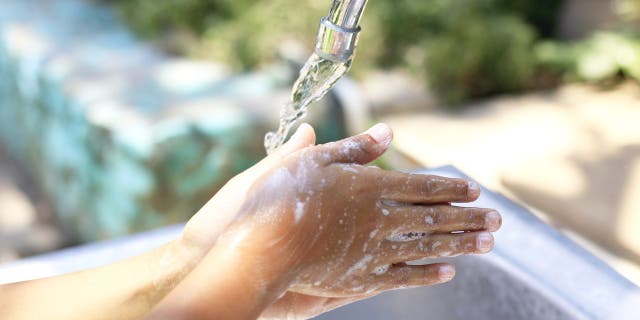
[151,123,501,320]
[0,238,206,320]
[0,123,320,320]
[0,123,501,320]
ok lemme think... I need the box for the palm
[260,291,376,320]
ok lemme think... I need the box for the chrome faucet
[315,0,369,63]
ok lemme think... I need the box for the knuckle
[463,237,477,252]
[422,238,438,254]
[467,209,484,227]
[418,179,433,195]
[430,209,443,226]
[394,268,412,285]
[450,237,463,250]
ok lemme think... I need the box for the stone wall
[0,0,341,241]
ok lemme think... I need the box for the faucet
[315,0,369,63]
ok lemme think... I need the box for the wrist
[148,237,209,298]
[207,242,295,318]
[151,236,295,320]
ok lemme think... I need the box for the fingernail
[467,181,480,199]
[438,265,455,281]
[365,123,392,147]
[477,232,494,253]
[485,211,501,231]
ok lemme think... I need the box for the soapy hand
[157,123,501,320]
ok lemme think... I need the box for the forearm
[150,240,291,320]
[0,237,207,320]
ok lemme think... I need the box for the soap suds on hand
[294,200,306,223]
[372,264,390,275]
[425,216,434,225]
[387,232,428,242]
[343,255,373,279]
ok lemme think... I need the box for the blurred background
[0,0,639,286]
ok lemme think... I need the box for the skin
[152,123,501,320]
[0,123,501,320]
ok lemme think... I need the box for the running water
[264,53,352,154]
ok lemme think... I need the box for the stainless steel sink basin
[1,166,638,319]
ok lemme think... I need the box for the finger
[272,123,316,158]
[377,172,480,203]
[379,205,501,234]
[317,123,393,165]
[232,123,316,185]
[364,263,455,292]
[378,232,494,264]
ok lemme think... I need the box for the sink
[1,166,637,319]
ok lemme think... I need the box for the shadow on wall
[504,144,640,263]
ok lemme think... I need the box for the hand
[154,123,501,320]
[178,123,322,254]
[216,123,501,297]
[219,123,500,319]
[259,291,378,320]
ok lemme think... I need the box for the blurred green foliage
[105,0,326,69]
[365,1,538,104]
[536,32,640,84]
[105,0,638,106]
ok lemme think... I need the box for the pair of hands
[156,123,501,319]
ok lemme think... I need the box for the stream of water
[264,53,352,154]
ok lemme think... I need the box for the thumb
[271,123,316,158]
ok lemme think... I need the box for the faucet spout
[327,0,369,29]
[315,0,369,62]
